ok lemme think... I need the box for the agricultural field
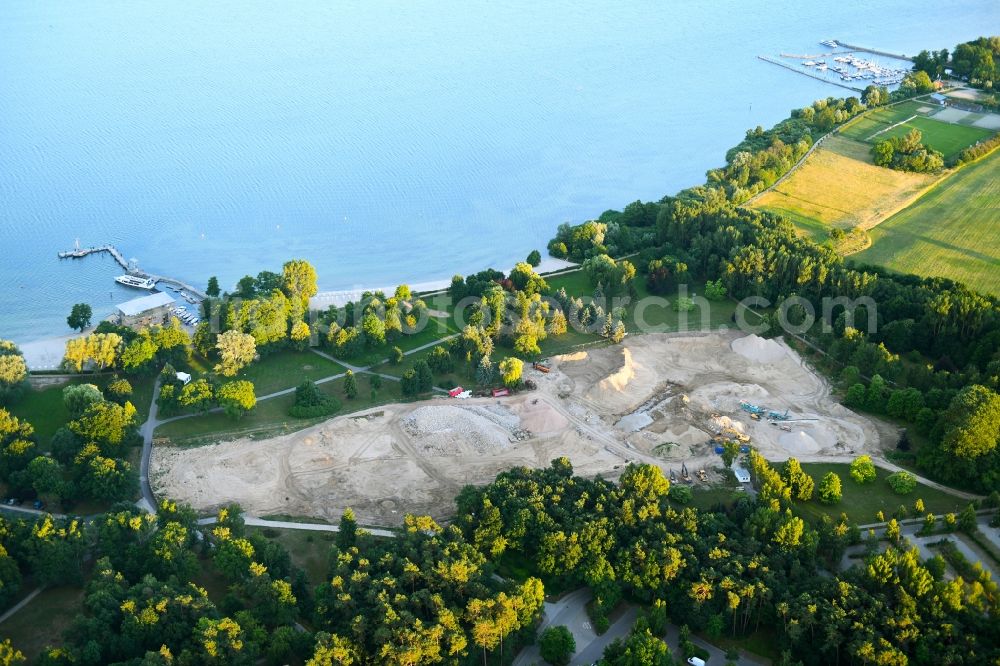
[752,135,937,239]
[853,148,1000,296]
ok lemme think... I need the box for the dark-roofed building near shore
[114,291,175,328]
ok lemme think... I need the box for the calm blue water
[1,0,996,343]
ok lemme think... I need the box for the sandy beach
[19,330,90,371]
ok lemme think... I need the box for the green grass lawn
[190,557,232,606]
[794,462,969,525]
[155,393,301,445]
[1,585,84,663]
[155,371,403,446]
[838,100,939,142]
[853,148,1000,296]
[680,487,751,512]
[226,349,344,396]
[9,374,155,448]
[875,116,994,160]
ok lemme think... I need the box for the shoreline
[17,258,579,370]
[308,257,577,309]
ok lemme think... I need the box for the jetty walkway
[58,243,207,300]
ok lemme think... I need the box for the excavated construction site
[151,332,888,524]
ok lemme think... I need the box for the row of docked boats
[172,306,200,327]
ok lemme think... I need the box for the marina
[761,39,912,90]
[58,241,207,303]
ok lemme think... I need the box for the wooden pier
[58,243,207,301]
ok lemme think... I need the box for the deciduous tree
[215,330,256,377]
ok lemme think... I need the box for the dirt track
[151,332,889,524]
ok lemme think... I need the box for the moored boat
[115,274,157,290]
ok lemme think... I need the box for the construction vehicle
[532,361,550,373]
[669,469,677,482]
[739,401,767,415]
[768,409,790,421]
[697,469,708,482]
[681,463,691,483]
[750,412,761,421]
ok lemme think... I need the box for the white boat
[115,274,157,290]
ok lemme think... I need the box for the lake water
[1,0,996,343]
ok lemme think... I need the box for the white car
[687,658,706,666]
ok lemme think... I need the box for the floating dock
[58,243,207,301]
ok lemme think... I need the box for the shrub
[288,380,340,418]
[670,485,693,504]
[849,455,877,484]
[887,471,917,495]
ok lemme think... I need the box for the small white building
[732,465,751,484]
[175,371,192,386]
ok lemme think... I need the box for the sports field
[838,100,938,142]
[752,135,936,240]
[853,148,1000,296]
[874,116,994,160]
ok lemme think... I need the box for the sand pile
[599,348,637,392]
[732,334,786,363]
[401,405,514,454]
[780,430,820,454]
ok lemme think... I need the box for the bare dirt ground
[151,331,889,524]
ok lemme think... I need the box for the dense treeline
[913,36,999,88]
[954,131,1000,165]
[0,500,546,665]
[457,460,1000,664]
